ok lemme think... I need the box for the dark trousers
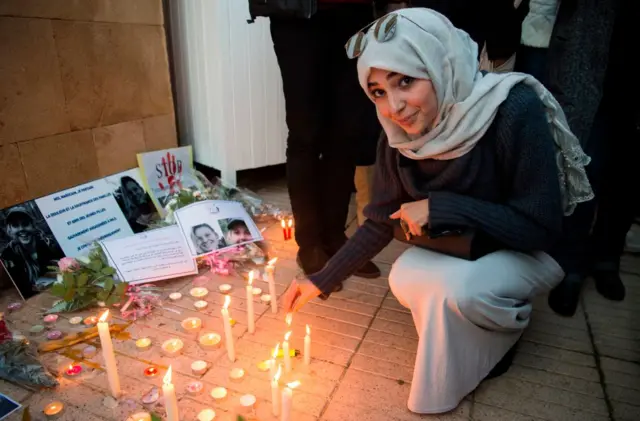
[270,5,379,248]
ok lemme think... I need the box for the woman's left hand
[390,199,430,236]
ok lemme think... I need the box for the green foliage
[46,245,128,314]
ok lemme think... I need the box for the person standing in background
[248,0,382,284]
[514,0,559,83]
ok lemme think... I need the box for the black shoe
[323,237,381,279]
[484,340,518,380]
[593,270,626,301]
[548,273,584,317]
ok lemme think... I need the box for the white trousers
[388,247,564,414]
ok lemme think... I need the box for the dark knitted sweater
[309,83,564,295]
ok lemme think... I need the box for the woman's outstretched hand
[282,276,322,313]
[390,199,430,237]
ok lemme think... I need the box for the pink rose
[58,257,80,273]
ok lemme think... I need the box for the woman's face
[194,226,218,252]
[367,68,438,136]
[125,180,145,203]
[7,218,35,246]
[226,224,252,245]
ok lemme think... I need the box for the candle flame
[267,257,278,266]
[223,295,230,309]
[288,219,293,228]
[248,270,254,286]
[98,310,109,323]
[287,380,301,389]
[274,364,282,382]
[191,320,197,327]
[164,365,172,385]
[284,331,292,341]
[306,324,311,335]
[285,312,292,326]
[281,219,286,228]
[272,342,280,358]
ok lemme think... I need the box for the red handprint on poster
[157,152,183,194]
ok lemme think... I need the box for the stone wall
[0,0,177,209]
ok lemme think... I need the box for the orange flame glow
[272,343,280,359]
[98,310,109,323]
[285,312,292,326]
[287,380,300,389]
[267,257,278,266]
[163,365,172,385]
[223,295,230,310]
[287,219,293,228]
[248,270,254,286]
[274,364,282,382]
[284,331,292,341]
[281,220,286,228]
[306,324,311,335]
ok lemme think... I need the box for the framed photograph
[0,201,64,300]
[104,168,157,234]
[0,392,22,420]
[174,200,263,257]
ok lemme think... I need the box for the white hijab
[356,8,593,216]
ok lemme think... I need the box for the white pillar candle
[221,295,235,362]
[265,258,278,314]
[283,331,292,373]
[162,366,179,421]
[270,342,280,379]
[271,365,282,417]
[246,271,256,334]
[280,381,300,421]
[97,311,121,398]
[304,324,311,366]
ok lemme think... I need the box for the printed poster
[137,146,202,216]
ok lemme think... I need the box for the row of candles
[63,258,309,420]
[280,218,294,241]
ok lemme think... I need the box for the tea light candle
[246,271,256,334]
[265,258,278,314]
[221,295,235,362]
[83,316,98,326]
[143,366,159,377]
[304,324,311,365]
[161,338,184,357]
[257,360,271,372]
[69,316,83,325]
[191,360,207,375]
[229,367,245,381]
[210,387,227,401]
[135,337,152,350]
[46,330,63,340]
[126,412,151,421]
[186,380,204,395]
[44,401,64,419]
[281,381,300,421]
[190,287,208,298]
[65,363,82,377]
[181,317,202,334]
[43,314,58,324]
[261,294,271,304]
[194,300,208,311]
[218,284,232,294]
[169,292,182,301]
[83,345,97,358]
[240,394,256,409]
[198,332,221,349]
[197,409,216,421]
[252,287,262,296]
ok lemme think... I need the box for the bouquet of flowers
[46,247,128,314]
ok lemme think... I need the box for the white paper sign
[35,180,134,257]
[100,225,198,284]
[174,200,264,257]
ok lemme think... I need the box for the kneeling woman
[282,7,593,415]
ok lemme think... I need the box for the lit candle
[270,342,280,379]
[271,364,282,416]
[161,338,184,357]
[162,365,179,421]
[135,338,152,350]
[210,387,227,401]
[44,401,64,419]
[83,316,98,326]
[143,366,159,377]
[304,324,311,365]
[280,380,300,421]
[194,300,208,311]
[281,219,288,240]
[198,332,221,349]
[169,292,182,301]
[190,287,209,298]
[197,409,216,421]
[181,317,202,334]
[221,295,235,361]
[246,271,256,334]
[287,219,293,240]
[218,283,232,294]
[283,331,292,373]
[97,310,121,398]
[265,258,278,314]
[65,363,82,377]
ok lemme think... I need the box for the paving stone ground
[1,177,639,421]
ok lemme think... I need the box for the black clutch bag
[392,223,502,261]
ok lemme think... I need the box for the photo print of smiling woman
[174,200,263,257]
[0,202,64,299]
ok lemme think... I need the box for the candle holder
[251,287,262,296]
[196,409,216,421]
[194,300,208,311]
[210,387,227,401]
[65,363,82,377]
[43,401,64,419]
[191,360,207,376]
[83,316,98,326]
[198,332,221,350]
[68,316,83,325]
[143,366,159,377]
[185,381,204,395]
[218,284,232,294]
[190,287,208,298]
[181,317,202,335]
[169,292,182,301]
[239,394,256,418]
[261,294,271,304]
[135,338,152,350]
[161,338,184,357]
[229,367,245,382]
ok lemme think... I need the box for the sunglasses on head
[344,12,429,59]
